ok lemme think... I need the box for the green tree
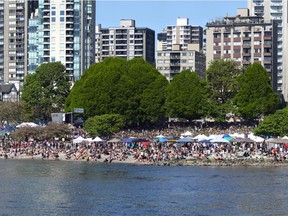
[84,114,125,137]
[65,58,168,127]
[21,62,71,121]
[165,70,210,121]
[234,63,280,121]
[0,101,27,123]
[254,108,288,137]
[205,59,242,121]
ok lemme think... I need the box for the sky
[96,0,247,34]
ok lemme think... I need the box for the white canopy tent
[193,134,208,140]
[73,136,85,144]
[93,136,103,142]
[16,122,39,128]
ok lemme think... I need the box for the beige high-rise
[156,18,205,81]
[248,0,287,100]
[206,8,277,92]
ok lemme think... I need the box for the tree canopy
[205,59,243,121]
[254,108,288,137]
[65,57,168,127]
[21,62,70,121]
[165,70,211,121]
[84,114,125,137]
[234,63,280,120]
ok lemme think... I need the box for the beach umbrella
[223,134,232,141]
[121,138,134,143]
[210,137,230,143]
[176,137,193,143]
[157,137,168,142]
[198,139,211,143]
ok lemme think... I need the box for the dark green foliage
[234,63,280,120]
[21,62,70,121]
[254,108,288,137]
[65,58,168,127]
[165,70,211,121]
[205,59,242,121]
[84,114,125,137]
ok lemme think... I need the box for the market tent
[176,137,193,143]
[93,136,103,142]
[210,137,230,143]
[181,131,193,136]
[230,133,245,138]
[107,138,120,143]
[249,136,264,142]
[156,134,165,138]
[193,134,208,140]
[16,122,39,128]
[73,136,85,144]
[198,139,211,143]
[85,138,93,142]
[230,137,256,143]
[266,138,288,144]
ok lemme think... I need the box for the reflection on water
[0,160,288,215]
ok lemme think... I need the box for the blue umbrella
[121,138,134,143]
[157,137,168,142]
[176,137,193,143]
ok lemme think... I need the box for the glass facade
[27,0,95,82]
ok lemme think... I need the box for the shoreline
[1,153,288,167]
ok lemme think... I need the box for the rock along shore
[2,153,288,167]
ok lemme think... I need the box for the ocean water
[0,160,287,216]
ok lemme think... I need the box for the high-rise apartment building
[0,0,37,89]
[206,8,278,91]
[28,0,96,82]
[156,18,206,81]
[248,0,286,99]
[95,19,155,65]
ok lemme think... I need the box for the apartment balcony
[66,24,74,30]
[242,44,251,48]
[264,60,272,64]
[264,52,272,56]
[170,62,180,66]
[242,61,251,65]
[66,57,73,63]
[242,52,251,57]
[263,43,272,48]
[170,69,180,74]
[66,6,74,11]
[170,55,180,59]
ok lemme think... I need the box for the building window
[51,17,56,22]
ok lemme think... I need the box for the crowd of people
[0,123,287,164]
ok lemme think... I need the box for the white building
[95,19,155,65]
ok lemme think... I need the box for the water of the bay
[0,159,287,216]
